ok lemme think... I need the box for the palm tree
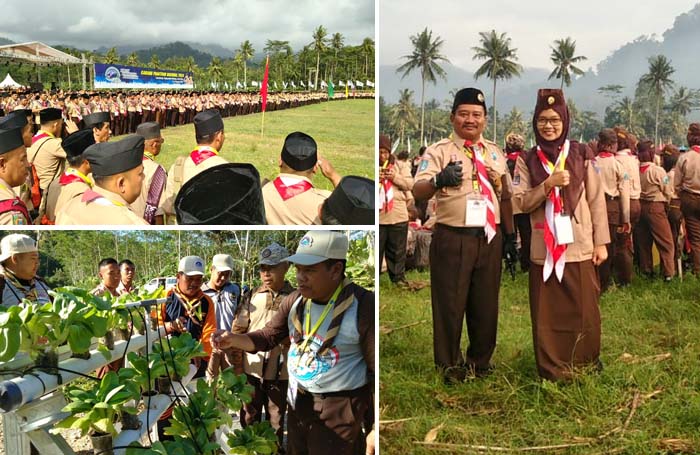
[330,33,344,82]
[126,52,140,67]
[104,47,119,65]
[548,37,587,89]
[396,28,449,145]
[669,86,698,117]
[238,40,255,88]
[615,96,636,132]
[310,25,328,90]
[149,54,160,69]
[503,107,526,136]
[208,57,223,89]
[640,55,675,147]
[472,30,522,144]
[361,37,375,79]
[389,89,419,145]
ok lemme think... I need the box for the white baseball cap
[212,254,234,272]
[178,256,205,276]
[286,231,348,265]
[0,234,38,263]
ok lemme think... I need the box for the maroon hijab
[524,89,592,214]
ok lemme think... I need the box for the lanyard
[299,284,343,354]
[65,168,94,186]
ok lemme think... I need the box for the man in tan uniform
[28,108,66,196]
[83,112,111,143]
[675,123,700,274]
[232,243,294,452]
[56,135,148,225]
[133,122,168,224]
[614,128,640,275]
[593,129,631,290]
[162,109,228,220]
[262,131,342,225]
[0,126,31,225]
[413,88,515,382]
[43,130,95,224]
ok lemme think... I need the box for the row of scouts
[0,231,376,455]
[388,86,700,384]
[0,88,366,135]
[0,107,374,225]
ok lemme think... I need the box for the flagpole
[260,55,269,138]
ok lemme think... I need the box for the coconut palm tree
[361,37,374,79]
[330,33,344,82]
[640,55,675,147]
[238,40,255,88]
[208,57,223,89]
[503,107,526,137]
[669,86,698,117]
[126,52,140,67]
[472,30,522,144]
[148,54,160,69]
[104,47,119,65]
[396,27,449,145]
[310,26,328,90]
[389,89,420,146]
[548,37,587,89]
[615,96,636,132]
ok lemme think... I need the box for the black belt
[297,384,369,399]
[436,223,487,237]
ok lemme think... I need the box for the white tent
[0,73,22,88]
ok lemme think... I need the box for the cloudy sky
[0,0,374,52]
[380,0,700,70]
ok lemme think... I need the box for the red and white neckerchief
[190,146,219,165]
[272,176,313,201]
[537,140,570,282]
[379,162,394,213]
[59,168,93,187]
[639,162,653,174]
[691,146,700,154]
[597,151,614,159]
[32,130,53,145]
[464,140,497,243]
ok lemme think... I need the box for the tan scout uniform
[638,163,675,277]
[0,179,30,225]
[28,135,66,191]
[593,154,631,289]
[415,134,511,372]
[131,156,168,221]
[261,174,331,225]
[55,185,148,225]
[44,176,91,223]
[379,159,413,283]
[674,148,700,273]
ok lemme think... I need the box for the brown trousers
[287,387,369,455]
[668,198,683,264]
[241,375,288,453]
[515,213,531,271]
[680,190,700,273]
[529,261,601,381]
[429,224,502,370]
[637,200,675,277]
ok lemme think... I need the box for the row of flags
[214,80,375,90]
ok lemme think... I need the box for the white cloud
[67,16,99,34]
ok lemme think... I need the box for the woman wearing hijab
[512,89,609,381]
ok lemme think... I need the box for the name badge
[465,197,487,227]
[554,214,574,245]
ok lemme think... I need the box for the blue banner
[94,63,193,89]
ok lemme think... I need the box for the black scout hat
[0,112,28,130]
[84,135,144,177]
[83,112,110,129]
[135,122,161,140]
[452,88,487,115]
[62,129,95,159]
[194,109,224,137]
[0,127,24,155]
[322,176,374,225]
[175,163,265,225]
[39,108,62,123]
[281,131,317,171]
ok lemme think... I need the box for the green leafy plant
[164,378,222,454]
[126,351,166,393]
[227,422,278,455]
[153,332,206,379]
[0,305,25,362]
[50,288,111,354]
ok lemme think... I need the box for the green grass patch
[379,270,700,454]
[116,99,375,190]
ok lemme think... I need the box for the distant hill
[382,3,700,119]
[0,37,15,46]
[184,42,234,59]
[94,41,217,68]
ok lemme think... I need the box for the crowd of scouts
[380,86,700,383]
[0,89,375,226]
[0,231,376,455]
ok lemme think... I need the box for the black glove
[433,162,463,188]
[503,232,518,279]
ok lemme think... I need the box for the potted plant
[126,351,166,396]
[152,332,206,381]
[50,288,110,359]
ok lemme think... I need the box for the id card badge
[287,376,298,409]
[465,195,487,227]
[554,214,574,245]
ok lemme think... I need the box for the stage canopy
[0,74,23,88]
[0,41,85,65]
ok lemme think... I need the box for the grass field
[115,99,375,190]
[379,269,700,454]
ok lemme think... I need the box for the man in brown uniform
[614,128,640,275]
[83,112,111,143]
[674,123,700,274]
[593,129,631,290]
[232,243,294,453]
[28,108,66,202]
[0,126,31,224]
[262,131,342,225]
[43,129,95,224]
[133,122,168,224]
[413,88,515,382]
[56,135,148,225]
[637,141,675,280]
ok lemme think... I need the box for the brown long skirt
[529,261,601,381]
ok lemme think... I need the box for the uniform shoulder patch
[663,175,670,185]
[419,159,429,172]
[513,171,521,186]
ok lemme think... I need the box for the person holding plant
[0,233,51,306]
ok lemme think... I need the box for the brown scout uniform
[593,154,631,289]
[131,156,168,221]
[615,149,641,272]
[513,151,609,381]
[638,163,675,277]
[0,179,29,225]
[261,174,331,225]
[674,148,700,273]
[28,134,66,191]
[379,159,413,283]
[415,134,511,372]
[55,185,148,225]
[43,175,91,223]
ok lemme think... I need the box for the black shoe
[471,364,495,378]
[443,366,467,385]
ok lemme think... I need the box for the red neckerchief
[507,152,520,162]
[379,162,394,213]
[640,162,653,174]
[190,147,218,165]
[598,152,614,158]
[273,176,313,201]
[691,146,700,154]
[59,173,86,186]
[32,132,50,144]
